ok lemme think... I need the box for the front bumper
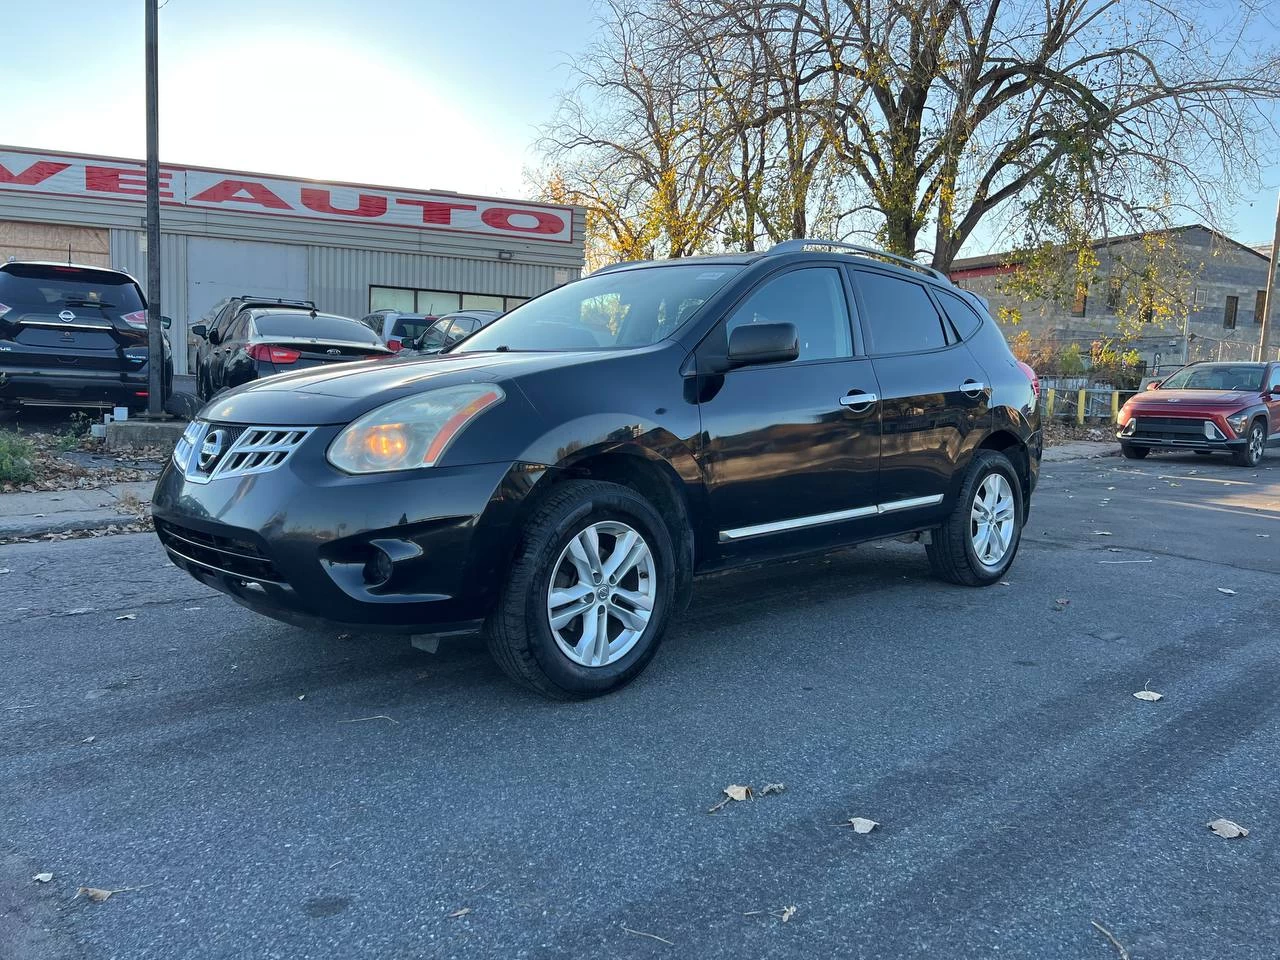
[151,428,547,631]
[1117,413,1246,451]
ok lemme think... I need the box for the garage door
[186,237,308,373]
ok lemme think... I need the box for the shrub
[0,430,36,484]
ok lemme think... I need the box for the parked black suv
[0,260,172,413]
[153,241,1041,699]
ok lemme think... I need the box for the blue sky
[5,0,1279,254]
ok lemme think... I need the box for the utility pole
[1258,190,1280,363]
[144,0,164,417]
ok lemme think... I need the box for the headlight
[173,420,203,472]
[326,385,504,474]
[1227,412,1250,435]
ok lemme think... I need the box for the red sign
[0,146,574,244]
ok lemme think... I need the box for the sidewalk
[0,481,154,539]
[1042,440,1121,463]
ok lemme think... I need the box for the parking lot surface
[2,451,1278,959]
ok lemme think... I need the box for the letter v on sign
[0,160,71,186]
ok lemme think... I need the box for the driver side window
[725,268,852,362]
[1269,366,1280,391]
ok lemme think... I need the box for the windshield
[455,264,742,352]
[254,314,380,344]
[0,264,144,316]
[1160,363,1265,392]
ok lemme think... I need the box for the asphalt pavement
[2,450,1279,959]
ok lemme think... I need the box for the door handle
[960,379,987,398]
[840,391,879,411]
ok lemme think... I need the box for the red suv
[1117,361,1280,466]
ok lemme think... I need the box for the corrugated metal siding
[110,228,190,372]
[307,246,579,319]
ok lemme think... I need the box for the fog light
[363,547,394,586]
[1205,420,1226,440]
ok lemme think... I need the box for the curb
[0,512,141,540]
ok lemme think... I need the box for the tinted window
[855,271,948,354]
[935,289,984,340]
[1269,366,1280,391]
[254,314,380,344]
[0,265,144,316]
[390,317,435,341]
[225,312,252,342]
[458,264,741,353]
[726,267,851,361]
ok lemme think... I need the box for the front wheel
[1120,444,1149,460]
[927,449,1024,586]
[485,479,676,699]
[1232,420,1266,467]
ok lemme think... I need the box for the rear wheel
[1232,420,1266,467]
[485,479,676,699]
[1120,444,1149,460]
[927,449,1024,586]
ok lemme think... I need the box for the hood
[1127,389,1257,409]
[198,349,615,425]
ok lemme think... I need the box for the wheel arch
[970,428,1031,512]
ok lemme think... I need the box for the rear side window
[0,265,144,316]
[935,289,985,340]
[391,317,435,341]
[726,267,852,361]
[854,271,949,355]
[255,314,380,344]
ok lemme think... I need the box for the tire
[485,479,676,699]
[1232,419,1266,467]
[926,449,1025,587]
[1120,444,1149,460]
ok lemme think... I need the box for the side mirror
[207,328,222,346]
[1146,380,1161,390]
[191,323,207,339]
[727,322,799,368]
[1269,384,1280,397]
[161,315,172,330]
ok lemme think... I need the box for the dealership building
[0,145,586,373]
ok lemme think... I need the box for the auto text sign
[0,146,575,243]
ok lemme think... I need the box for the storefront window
[370,286,414,312]
[462,293,505,311]
[416,290,462,315]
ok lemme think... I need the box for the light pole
[144,0,164,417]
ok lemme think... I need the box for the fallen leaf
[76,887,114,903]
[33,873,53,883]
[81,736,95,744]
[448,907,472,918]
[1259,534,1271,539]
[115,614,136,621]
[1206,818,1248,839]
[846,817,880,834]
[998,580,1011,586]
[779,906,797,922]
[1053,598,1070,611]
[297,695,306,701]
[0,568,11,575]
[1132,690,1163,702]
[724,784,753,802]
[760,783,785,797]
[1217,588,1237,596]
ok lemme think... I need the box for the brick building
[949,225,1278,374]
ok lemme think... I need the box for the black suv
[0,260,172,413]
[193,296,316,400]
[153,241,1041,699]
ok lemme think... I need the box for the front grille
[155,519,283,583]
[180,422,313,484]
[1132,416,1212,442]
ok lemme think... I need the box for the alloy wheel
[970,472,1016,568]
[1250,423,1265,463]
[546,520,656,667]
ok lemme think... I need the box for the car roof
[439,310,500,319]
[247,309,356,323]
[0,259,137,279]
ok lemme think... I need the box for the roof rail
[768,239,946,281]
[238,296,317,309]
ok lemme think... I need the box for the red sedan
[1116,361,1280,466]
